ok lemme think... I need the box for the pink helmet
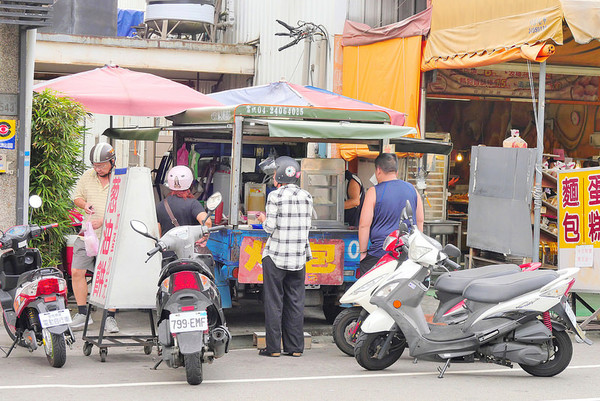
[167,165,194,191]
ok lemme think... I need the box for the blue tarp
[208,82,311,106]
[117,9,144,37]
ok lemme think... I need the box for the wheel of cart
[83,341,93,356]
[143,342,153,355]
[99,347,108,362]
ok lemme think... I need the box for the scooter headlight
[374,282,398,298]
[354,276,385,294]
[409,245,432,262]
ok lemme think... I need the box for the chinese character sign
[89,173,125,306]
[558,168,600,291]
[238,237,344,285]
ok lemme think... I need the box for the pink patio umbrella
[33,65,223,117]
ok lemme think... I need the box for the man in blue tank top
[358,153,424,276]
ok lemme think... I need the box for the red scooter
[0,221,74,367]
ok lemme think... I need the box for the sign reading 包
[558,167,600,292]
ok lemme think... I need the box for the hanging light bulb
[456,152,464,162]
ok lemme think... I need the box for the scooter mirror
[28,195,42,209]
[401,200,414,226]
[399,222,409,233]
[206,192,223,212]
[130,220,149,236]
[443,243,461,258]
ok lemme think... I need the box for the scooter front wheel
[354,331,406,371]
[332,307,363,356]
[43,329,67,368]
[184,352,203,385]
[519,329,572,377]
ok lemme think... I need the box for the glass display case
[300,158,345,229]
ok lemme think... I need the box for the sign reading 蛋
[558,167,600,292]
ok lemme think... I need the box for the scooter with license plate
[0,196,74,367]
[130,192,229,385]
[354,201,591,377]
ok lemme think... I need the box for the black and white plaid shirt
[262,184,313,271]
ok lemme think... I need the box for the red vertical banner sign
[558,167,600,292]
[90,172,125,305]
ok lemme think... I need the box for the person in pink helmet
[156,165,212,238]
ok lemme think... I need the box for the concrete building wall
[0,25,20,229]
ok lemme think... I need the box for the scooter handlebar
[208,225,227,233]
[41,223,59,231]
[147,244,162,257]
[443,258,461,271]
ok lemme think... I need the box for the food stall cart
[166,104,452,322]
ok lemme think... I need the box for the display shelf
[540,226,557,239]
[542,171,557,188]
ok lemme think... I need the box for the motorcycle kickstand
[151,358,163,370]
[2,336,20,358]
[437,358,451,379]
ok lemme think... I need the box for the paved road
[1,309,599,401]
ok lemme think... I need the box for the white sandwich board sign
[89,167,161,309]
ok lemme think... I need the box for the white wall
[222,0,346,89]
[118,0,146,10]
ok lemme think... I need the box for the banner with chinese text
[558,167,600,292]
[428,69,599,102]
[89,167,161,309]
[238,237,344,285]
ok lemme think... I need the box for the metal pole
[230,116,243,226]
[532,61,547,262]
[16,28,36,225]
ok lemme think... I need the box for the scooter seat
[435,264,521,295]
[463,270,559,303]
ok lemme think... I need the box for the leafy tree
[29,90,87,267]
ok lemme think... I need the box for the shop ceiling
[34,33,256,84]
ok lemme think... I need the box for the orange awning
[338,144,420,161]
[422,0,600,71]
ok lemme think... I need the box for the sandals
[258,349,280,357]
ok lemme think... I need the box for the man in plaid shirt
[257,156,313,357]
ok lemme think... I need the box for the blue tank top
[368,180,418,258]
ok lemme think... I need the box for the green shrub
[29,90,87,267]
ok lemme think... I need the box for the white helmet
[167,165,194,190]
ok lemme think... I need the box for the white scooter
[334,229,526,356]
[355,201,591,377]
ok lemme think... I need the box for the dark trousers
[262,256,305,354]
[359,253,380,276]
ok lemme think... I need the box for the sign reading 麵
[238,237,344,285]
[558,167,600,292]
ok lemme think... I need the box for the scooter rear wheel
[519,329,572,377]
[43,330,67,368]
[332,307,363,356]
[354,331,406,371]
[184,352,203,385]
